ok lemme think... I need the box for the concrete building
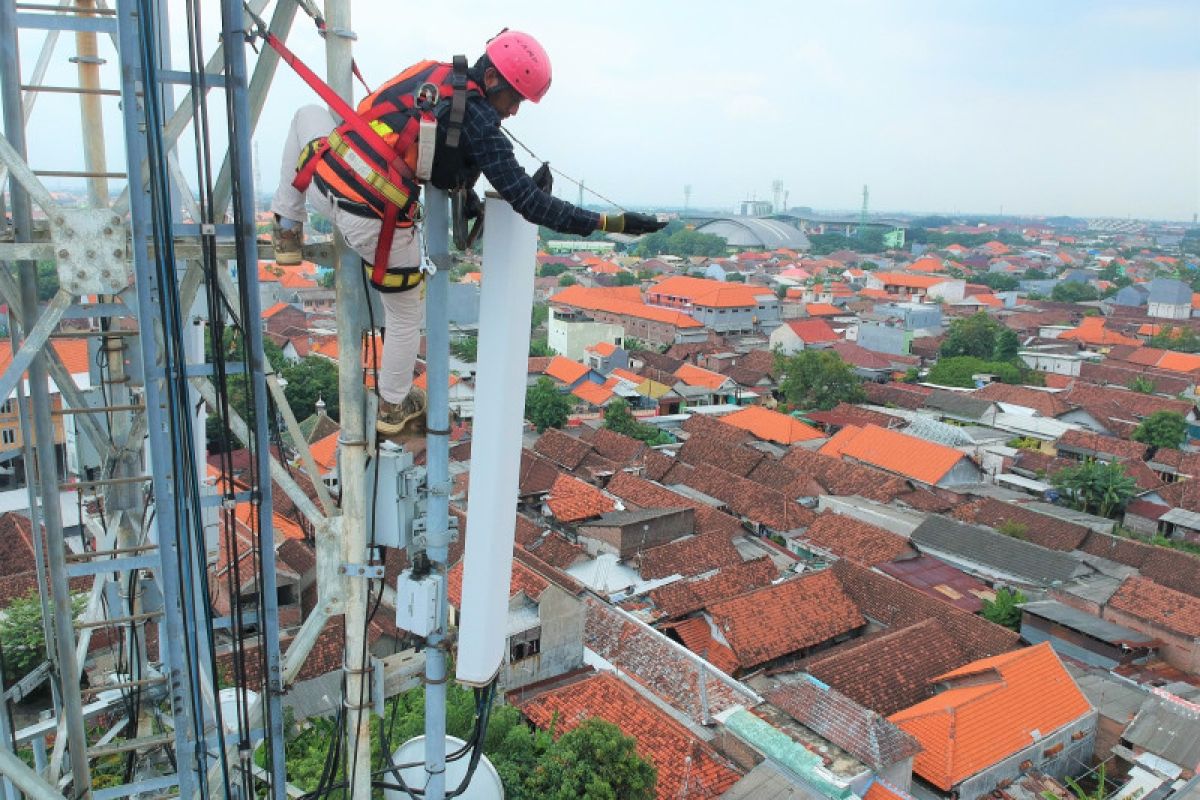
[576,508,694,560]
[546,308,625,361]
[646,276,781,334]
[855,323,913,356]
[693,216,811,251]
[1147,278,1193,320]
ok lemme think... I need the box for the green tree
[530,302,550,331]
[1025,267,1049,280]
[451,335,479,362]
[1150,325,1200,353]
[521,717,656,800]
[528,338,555,358]
[317,269,335,289]
[926,356,1022,388]
[940,312,1020,361]
[281,355,340,421]
[614,271,638,286]
[604,398,672,445]
[774,349,866,411]
[538,262,568,277]
[634,221,727,258]
[725,272,746,283]
[37,260,60,301]
[525,376,572,433]
[0,590,84,680]
[1051,281,1100,302]
[558,274,577,287]
[981,587,1027,630]
[975,272,1019,292]
[1132,411,1188,450]
[1051,459,1138,519]
[1127,376,1155,394]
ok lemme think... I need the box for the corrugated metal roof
[1021,600,1157,646]
[1124,691,1200,771]
[910,516,1085,585]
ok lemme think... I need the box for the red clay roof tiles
[516,671,743,799]
[648,557,778,620]
[1107,575,1200,637]
[800,512,916,565]
[708,569,864,670]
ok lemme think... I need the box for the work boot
[376,388,427,438]
[271,218,303,266]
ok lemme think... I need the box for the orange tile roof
[889,642,1091,790]
[668,616,740,675]
[874,272,949,289]
[460,271,482,284]
[610,367,645,384]
[708,569,864,669]
[858,288,892,300]
[311,338,339,361]
[263,301,290,318]
[673,363,731,390]
[817,424,862,458]
[551,285,703,328]
[571,380,614,407]
[720,405,825,445]
[864,780,917,800]
[981,241,1010,255]
[823,424,969,485]
[516,672,742,799]
[590,341,617,356]
[908,256,946,273]
[1154,350,1200,374]
[1058,317,1142,347]
[784,319,840,343]
[413,372,461,390]
[588,260,621,274]
[544,355,589,385]
[970,294,1003,308]
[805,302,843,316]
[648,275,775,309]
[0,339,91,377]
[307,430,339,472]
[545,473,615,523]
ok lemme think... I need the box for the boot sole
[274,253,303,266]
[376,404,426,437]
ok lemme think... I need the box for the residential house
[1102,576,1200,673]
[1147,278,1193,320]
[718,405,825,446]
[583,341,628,375]
[908,515,1087,588]
[864,273,966,303]
[1019,600,1158,669]
[888,642,1096,798]
[645,275,782,334]
[262,301,307,337]
[448,552,586,691]
[818,424,983,488]
[550,284,705,347]
[767,318,841,354]
[672,363,739,406]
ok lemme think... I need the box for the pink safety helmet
[485,29,552,103]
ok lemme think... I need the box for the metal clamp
[339,563,385,579]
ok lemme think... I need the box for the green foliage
[451,335,479,363]
[725,272,746,283]
[206,328,290,451]
[1051,459,1137,519]
[528,337,555,358]
[901,367,921,383]
[558,274,578,287]
[1127,376,1155,394]
[614,271,638,286]
[1025,267,1050,280]
[1149,325,1200,353]
[267,688,654,800]
[906,227,1026,249]
[530,302,550,331]
[1132,410,1188,450]
[538,262,569,277]
[996,520,1028,540]
[317,269,336,289]
[939,312,1020,361]
[525,376,572,433]
[807,230,884,255]
[982,587,1027,630]
[0,590,84,680]
[1006,436,1042,450]
[604,398,672,445]
[974,272,1019,292]
[774,349,866,411]
[37,260,60,301]
[926,356,1022,388]
[634,221,726,258]
[519,717,656,800]
[1051,281,1100,302]
[281,355,340,421]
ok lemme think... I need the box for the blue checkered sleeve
[461,98,601,236]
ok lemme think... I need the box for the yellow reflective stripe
[363,264,424,291]
[326,130,412,208]
[369,119,394,137]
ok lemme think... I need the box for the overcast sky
[15,0,1200,221]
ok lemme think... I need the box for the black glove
[532,162,553,193]
[600,211,667,236]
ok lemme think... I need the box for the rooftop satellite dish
[382,736,504,800]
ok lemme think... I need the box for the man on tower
[270,29,665,438]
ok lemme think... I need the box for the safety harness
[244,8,480,291]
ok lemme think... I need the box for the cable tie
[425,426,451,436]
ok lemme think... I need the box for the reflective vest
[293,58,483,291]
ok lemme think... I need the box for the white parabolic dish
[381,735,504,800]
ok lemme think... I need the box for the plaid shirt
[461,97,600,236]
